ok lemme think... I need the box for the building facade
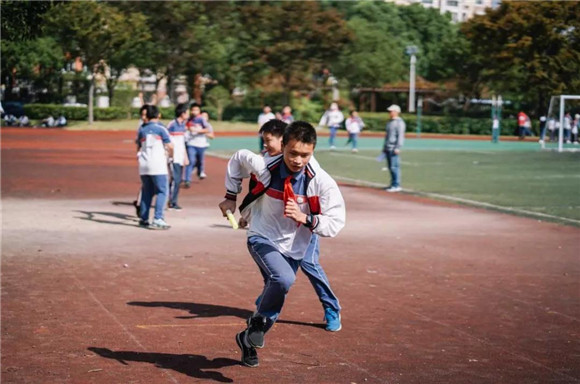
[386,0,499,22]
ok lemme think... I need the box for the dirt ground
[2,128,579,384]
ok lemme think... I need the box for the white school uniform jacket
[225,150,345,260]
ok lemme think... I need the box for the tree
[43,2,146,123]
[333,2,466,88]
[235,1,352,103]
[1,38,64,101]
[333,2,407,87]
[461,1,580,114]
[205,86,231,121]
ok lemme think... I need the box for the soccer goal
[546,95,580,152]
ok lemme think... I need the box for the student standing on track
[136,105,173,230]
[184,103,212,186]
[240,119,343,333]
[218,121,346,368]
[318,102,344,150]
[167,103,190,211]
[345,110,365,153]
[134,105,150,217]
[383,104,406,193]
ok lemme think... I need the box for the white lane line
[331,176,580,225]
[208,152,579,225]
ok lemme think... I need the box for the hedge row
[360,112,496,135]
[24,104,233,122]
[23,104,502,135]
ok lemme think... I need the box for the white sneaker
[150,218,171,230]
[330,145,336,150]
[385,186,402,193]
[352,148,358,153]
[199,172,207,179]
[381,167,388,171]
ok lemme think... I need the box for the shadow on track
[88,347,238,382]
[127,301,325,330]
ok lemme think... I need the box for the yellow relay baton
[225,209,239,230]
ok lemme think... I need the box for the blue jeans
[300,235,341,312]
[170,163,183,206]
[247,236,300,333]
[385,150,401,188]
[329,125,339,147]
[140,174,168,221]
[185,146,206,182]
[348,133,358,150]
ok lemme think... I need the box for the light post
[417,96,423,138]
[406,45,418,113]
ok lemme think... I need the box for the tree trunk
[193,73,203,105]
[88,75,95,125]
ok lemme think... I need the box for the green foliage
[0,0,61,42]
[292,97,325,123]
[460,1,580,113]
[24,104,128,121]
[235,2,352,95]
[222,107,263,122]
[359,112,494,135]
[205,86,232,121]
[333,2,466,87]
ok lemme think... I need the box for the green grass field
[210,136,580,225]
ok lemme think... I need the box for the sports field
[2,128,579,384]
[211,135,580,225]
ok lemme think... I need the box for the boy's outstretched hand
[219,199,236,217]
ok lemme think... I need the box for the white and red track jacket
[224,150,346,260]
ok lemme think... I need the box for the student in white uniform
[136,105,173,229]
[219,121,346,367]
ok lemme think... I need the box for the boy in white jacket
[218,121,346,367]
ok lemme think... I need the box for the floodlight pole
[406,45,418,113]
[416,96,423,138]
[498,95,503,141]
[409,54,416,113]
[559,95,564,153]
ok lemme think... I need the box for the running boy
[240,119,343,335]
[218,121,346,367]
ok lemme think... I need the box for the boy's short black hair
[139,104,148,113]
[190,102,201,110]
[145,105,160,120]
[283,121,317,147]
[175,103,188,118]
[259,119,287,137]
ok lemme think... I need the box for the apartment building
[386,0,500,22]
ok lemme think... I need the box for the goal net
[545,95,580,152]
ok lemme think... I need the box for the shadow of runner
[128,301,253,319]
[127,301,326,329]
[75,210,140,228]
[87,347,238,382]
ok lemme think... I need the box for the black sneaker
[138,220,149,228]
[236,331,259,367]
[246,315,266,349]
[133,200,140,218]
[184,181,191,189]
[168,204,182,211]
